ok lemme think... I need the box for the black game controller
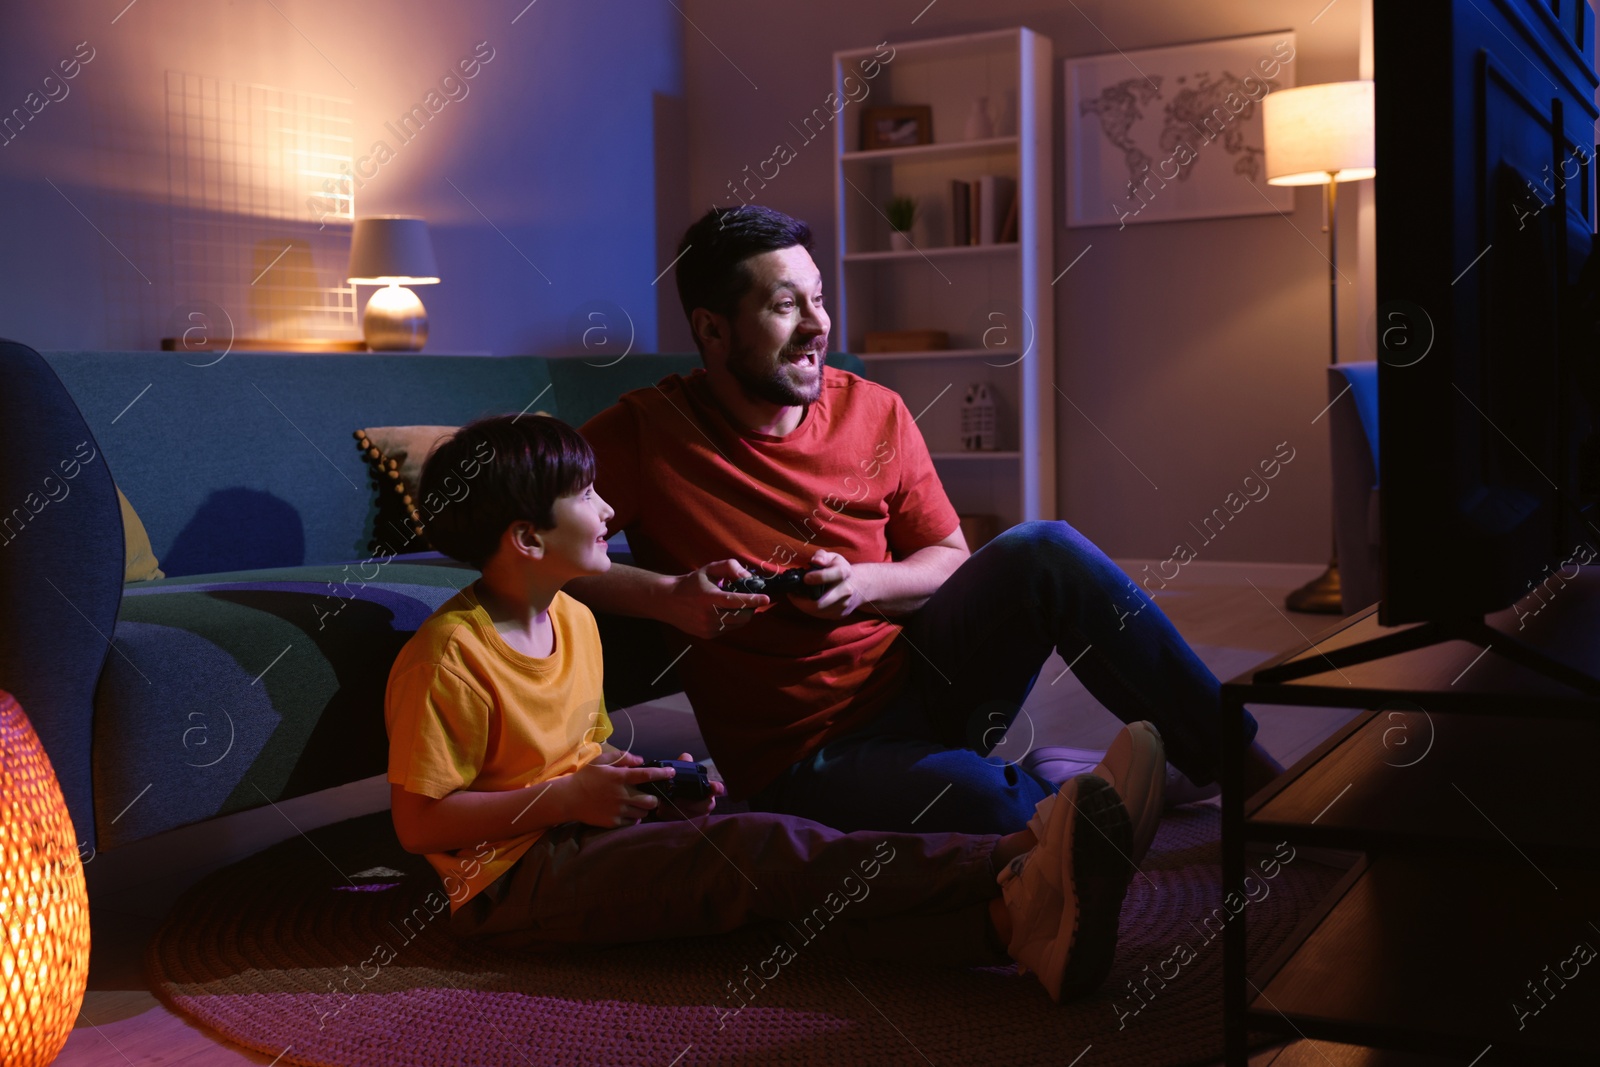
[637,758,713,801]
[720,566,825,599]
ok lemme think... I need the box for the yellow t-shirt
[385,583,612,911]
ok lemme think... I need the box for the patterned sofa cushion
[94,557,476,849]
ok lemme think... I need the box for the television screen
[1376,0,1600,626]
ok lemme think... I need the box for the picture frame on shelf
[1064,31,1296,227]
[860,105,933,150]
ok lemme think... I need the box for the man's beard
[727,335,824,408]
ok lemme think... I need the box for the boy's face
[542,482,615,577]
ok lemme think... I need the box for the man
[569,205,1282,843]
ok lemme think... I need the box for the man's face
[722,245,831,408]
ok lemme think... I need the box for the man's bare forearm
[854,544,968,616]
[566,562,676,622]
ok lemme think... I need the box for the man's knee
[976,520,1100,586]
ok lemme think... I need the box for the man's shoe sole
[1053,774,1133,1002]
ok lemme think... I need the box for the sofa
[0,339,863,856]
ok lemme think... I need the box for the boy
[385,414,1164,1003]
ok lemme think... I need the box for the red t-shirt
[580,366,959,799]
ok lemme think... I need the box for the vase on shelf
[889,230,914,252]
[965,96,994,141]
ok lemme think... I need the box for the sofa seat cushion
[93,555,476,849]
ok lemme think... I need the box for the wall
[0,0,1372,564]
[0,0,683,357]
[679,0,1368,564]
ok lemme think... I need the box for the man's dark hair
[675,206,813,341]
[419,414,597,569]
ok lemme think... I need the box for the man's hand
[789,549,874,619]
[652,752,726,820]
[564,751,674,828]
[661,559,770,638]
[791,532,971,619]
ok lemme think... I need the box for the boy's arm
[390,753,676,855]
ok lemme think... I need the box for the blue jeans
[748,521,1260,835]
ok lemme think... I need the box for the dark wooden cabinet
[1221,571,1600,1065]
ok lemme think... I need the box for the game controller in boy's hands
[719,566,826,599]
[636,758,714,800]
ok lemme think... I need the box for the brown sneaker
[997,774,1133,1002]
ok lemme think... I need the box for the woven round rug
[147,807,1342,1067]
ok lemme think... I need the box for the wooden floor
[60,559,1376,1067]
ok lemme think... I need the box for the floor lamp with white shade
[1263,80,1376,613]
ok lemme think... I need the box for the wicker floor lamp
[0,689,91,1066]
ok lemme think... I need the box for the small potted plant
[886,195,918,251]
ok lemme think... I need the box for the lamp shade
[347,216,440,284]
[1263,81,1376,186]
[0,689,90,1067]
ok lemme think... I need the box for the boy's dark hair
[675,205,813,346]
[419,414,596,569]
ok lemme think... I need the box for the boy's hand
[663,559,770,638]
[565,751,673,827]
[653,752,725,821]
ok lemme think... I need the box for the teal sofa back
[40,352,707,576]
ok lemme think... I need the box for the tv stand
[1221,568,1600,1065]
[1251,609,1600,698]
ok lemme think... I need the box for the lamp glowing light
[348,216,440,352]
[0,689,90,1067]
[1264,80,1376,187]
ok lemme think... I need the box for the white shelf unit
[833,27,1055,531]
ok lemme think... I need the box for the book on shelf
[951,176,1018,246]
[951,179,971,246]
[998,186,1019,243]
[976,176,1016,245]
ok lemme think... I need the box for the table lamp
[1264,80,1376,613]
[347,216,440,352]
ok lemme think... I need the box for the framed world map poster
[1065,32,1296,228]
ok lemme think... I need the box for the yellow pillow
[117,487,165,582]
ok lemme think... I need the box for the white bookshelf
[833,27,1056,532]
